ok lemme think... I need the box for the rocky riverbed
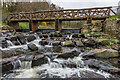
[0,31,120,79]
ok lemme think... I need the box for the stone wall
[81,21,103,33]
[105,18,120,38]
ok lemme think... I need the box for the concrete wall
[105,18,120,38]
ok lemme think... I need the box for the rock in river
[84,59,120,76]
[49,40,61,46]
[28,43,38,51]
[32,55,48,67]
[39,39,48,46]
[62,40,75,47]
[2,39,8,48]
[57,49,80,59]
[17,35,26,44]
[83,49,119,59]
[26,35,36,42]
[75,40,84,47]
[82,38,99,47]
[97,39,109,45]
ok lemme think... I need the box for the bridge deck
[7,6,116,22]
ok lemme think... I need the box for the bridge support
[29,21,39,32]
[10,22,19,30]
[55,20,62,32]
[87,18,92,24]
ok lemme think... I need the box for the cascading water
[34,33,40,39]
[7,40,14,47]
[7,53,112,78]
[1,33,117,79]
[12,60,21,69]
[21,61,32,69]
[66,34,73,40]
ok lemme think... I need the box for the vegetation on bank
[85,32,118,49]
[109,14,120,19]
[0,21,8,26]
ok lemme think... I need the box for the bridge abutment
[10,22,19,30]
[55,20,62,32]
[29,21,39,32]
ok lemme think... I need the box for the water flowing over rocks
[17,35,26,44]
[0,32,120,79]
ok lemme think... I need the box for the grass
[0,21,9,26]
[109,14,120,19]
[39,25,54,29]
[19,22,29,29]
[19,22,55,29]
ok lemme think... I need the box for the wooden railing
[7,7,116,21]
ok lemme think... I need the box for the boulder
[27,43,38,51]
[49,41,61,46]
[83,49,119,59]
[82,38,99,47]
[17,35,26,44]
[79,70,105,78]
[84,59,120,75]
[81,28,89,33]
[87,34,108,37]
[50,33,62,37]
[42,34,48,38]
[72,34,79,38]
[9,36,17,41]
[72,34,86,38]
[97,39,109,45]
[1,56,18,73]
[12,41,20,45]
[7,36,20,45]
[75,40,84,47]
[62,40,75,47]
[2,49,25,58]
[32,55,47,67]
[2,40,8,48]
[57,50,80,59]
[39,39,48,46]
[91,27,102,32]
[26,35,36,42]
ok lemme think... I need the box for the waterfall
[6,53,112,78]
[34,33,40,39]
[45,42,53,47]
[12,60,21,69]
[7,40,14,47]
[17,39,21,45]
[66,34,73,40]
[21,61,32,69]
[48,35,50,39]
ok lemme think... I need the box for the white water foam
[10,54,112,78]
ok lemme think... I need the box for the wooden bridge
[7,6,116,32]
